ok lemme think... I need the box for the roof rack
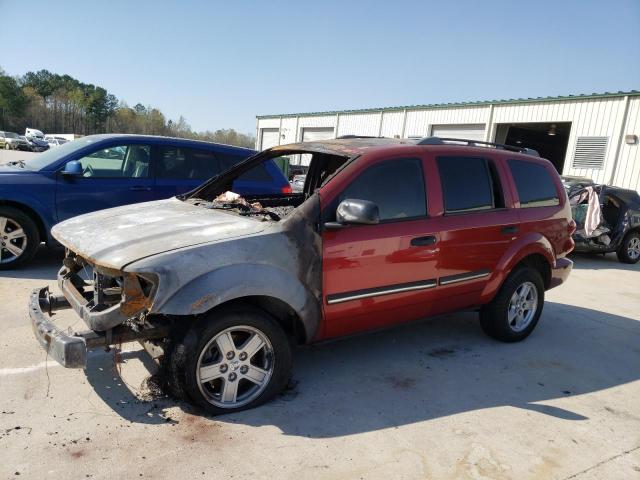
[416,137,540,156]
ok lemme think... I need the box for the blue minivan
[0,134,290,269]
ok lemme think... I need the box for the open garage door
[431,124,486,142]
[260,128,280,150]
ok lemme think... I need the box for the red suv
[31,137,574,414]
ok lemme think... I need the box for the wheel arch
[152,263,322,343]
[0,199,48,243]
[481,232,555,302]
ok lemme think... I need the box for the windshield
[5,132,18,138]
[18,137,101,170]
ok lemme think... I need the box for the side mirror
[325,199,380,229]
[61,160,83,176]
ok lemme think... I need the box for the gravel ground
[0,246,639,479]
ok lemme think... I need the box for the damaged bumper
[30,286,171,368]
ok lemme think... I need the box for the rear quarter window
[508,159,560,208]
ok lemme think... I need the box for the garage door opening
[495,122,571,173]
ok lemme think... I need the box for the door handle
[130,186,152,191]
[411,235,437,246]
[501,226,519,235]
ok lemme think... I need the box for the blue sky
[1,0,638,134]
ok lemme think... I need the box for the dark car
[31,136,573,414]
[0,134,291,269]
[0,131,30,151]
[24,136,50,152]
[567,182,640,263]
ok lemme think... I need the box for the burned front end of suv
[31,249,170,368]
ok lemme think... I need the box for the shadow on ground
[0,245,64,280]
[569,252,640,272]
[83,301,640,437]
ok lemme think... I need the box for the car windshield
[17,137,100,170]
[5,132,18,138]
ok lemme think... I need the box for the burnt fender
[480,232,555,302]
[155,263,322,341]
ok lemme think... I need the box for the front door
[56,143,155,221]
[321,155,440,339]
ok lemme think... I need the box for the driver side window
[338,157,427,221]
[77,144,151,178]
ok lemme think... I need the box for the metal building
[256,91,640,191]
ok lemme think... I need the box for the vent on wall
[572,136,608,169]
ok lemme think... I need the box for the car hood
[51,197,269,270]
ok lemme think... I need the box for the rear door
[56,142,155,221]
[321,154,441,339]
[424,153,519,315]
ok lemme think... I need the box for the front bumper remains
[30,286,170,368]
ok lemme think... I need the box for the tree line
[0,67,255,148]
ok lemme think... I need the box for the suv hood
[52,198,268,270]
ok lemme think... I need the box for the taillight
[281,184,292,194]
[568,219,577,235]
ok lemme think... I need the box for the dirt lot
[1,248,639,479]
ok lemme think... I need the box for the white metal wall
[257,95,640,191]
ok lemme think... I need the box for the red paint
[316,143,573,341]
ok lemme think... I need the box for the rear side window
[508,159,560,208]
[339,157,426,221]
[216,153,273,182]
[157,146,218,179]
[437,156,500,213]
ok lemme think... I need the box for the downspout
[277,116,283,145]
[608,95,631,185]
[400,109,408,138]
[484,104,495,142]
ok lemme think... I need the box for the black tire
[479,267,545,342]
[0,206,40,270]
[616,231,640,264]
[163,304,292,415]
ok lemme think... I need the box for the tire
[4,143,10,150]
[0,206,40,270]
[479,267,545,342]
[616,231,640,264]
[163,304,292,414]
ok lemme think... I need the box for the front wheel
[0,206,40,270]
[480,267,544,342]
[164,305,292,414]
[616,231,640,264]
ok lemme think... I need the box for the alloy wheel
[0,216,28,264]
[627,237,640,261]
[196,325,274,408]
[507,281,538,332]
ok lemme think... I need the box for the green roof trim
[256,90,640,119]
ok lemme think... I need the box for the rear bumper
[30,286,170,369]
[549,257,573,290]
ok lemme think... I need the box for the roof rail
[416,137,540,156]
[336,135,383,139]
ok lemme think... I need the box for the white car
[44,136,69,148]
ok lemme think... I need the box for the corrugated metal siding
[257,94,640,190]
[613,97,640,190]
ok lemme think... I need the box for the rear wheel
[480,267,544,342]
[616,231,640,264]
[164,305,292,414]
[0,206,40,270]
